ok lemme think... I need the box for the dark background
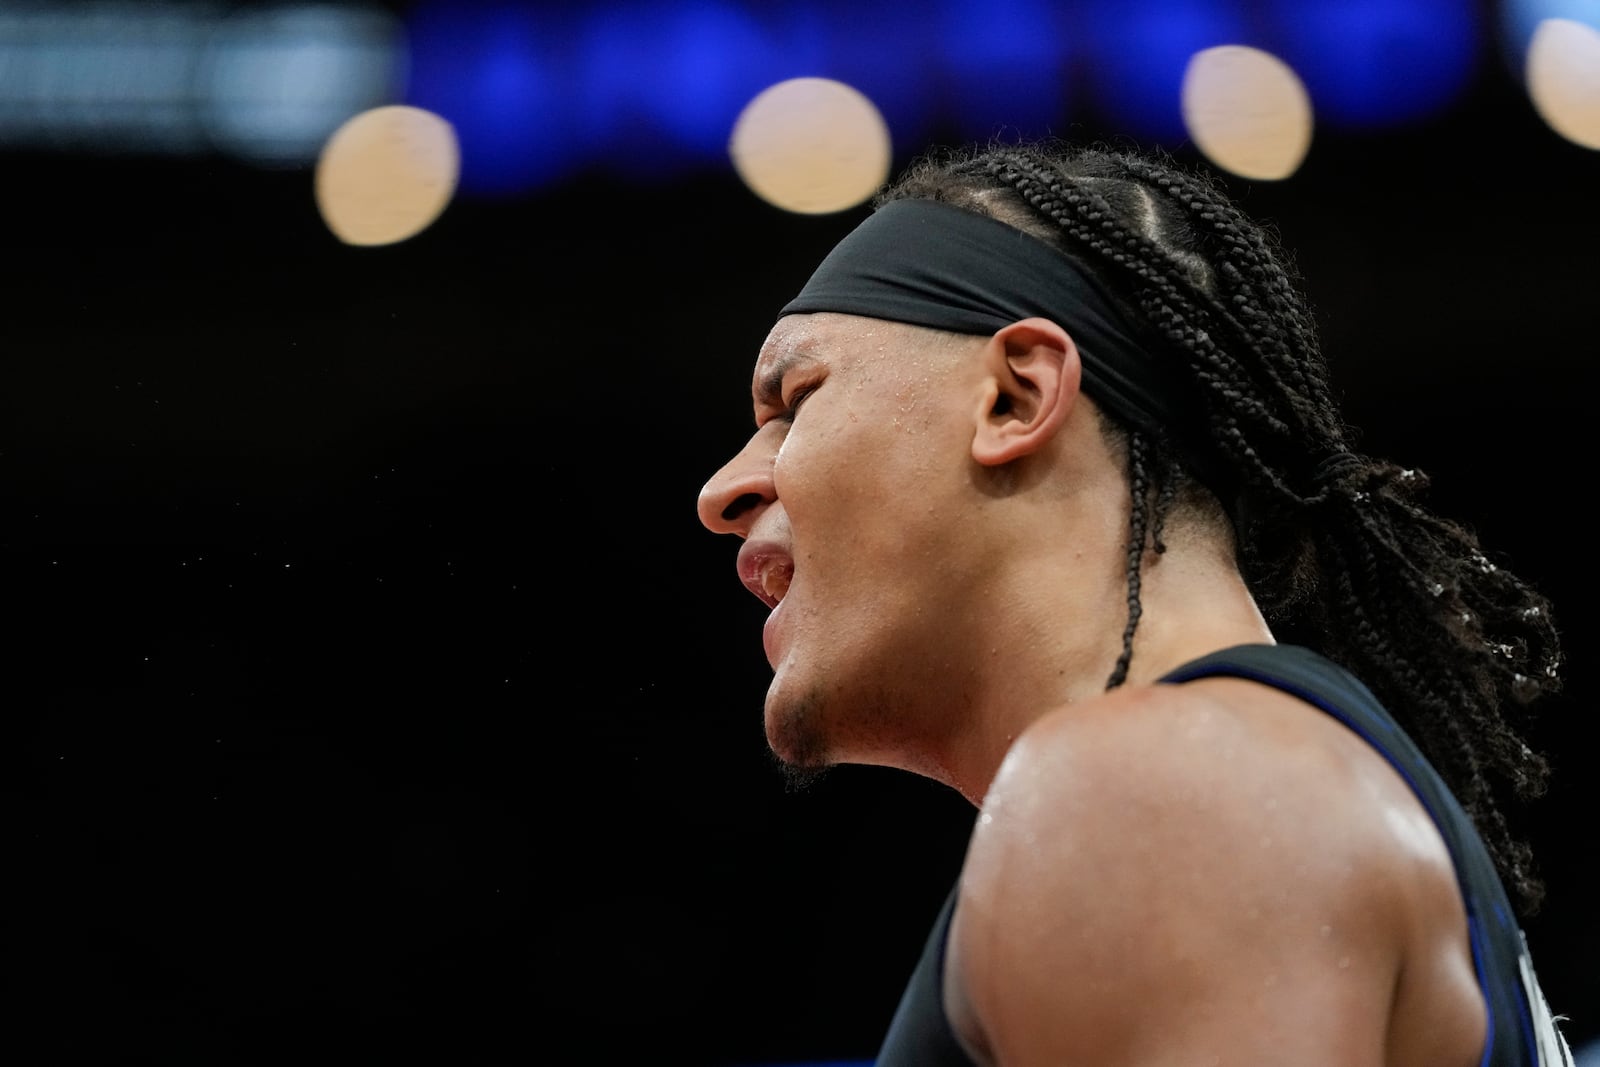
[7,2,1597,1064]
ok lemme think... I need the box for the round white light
[1526,18,1600,150]
[728,77,892,215]
[1181,45,1313,181]
[314,105,459,247]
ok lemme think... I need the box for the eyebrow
[752,350,816,415]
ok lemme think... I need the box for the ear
[970,317,1084,467]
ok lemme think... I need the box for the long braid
[1107,431,1156,689]
[877,141,1563,915]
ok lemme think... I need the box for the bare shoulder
[945,674,1485,1067]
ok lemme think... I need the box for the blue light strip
[402,0,1486,197]
[0,0,1510,191]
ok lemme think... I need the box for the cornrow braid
[1107,431,1155,689]
[876,140,1563,916]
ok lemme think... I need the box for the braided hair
[877,141,1563,916]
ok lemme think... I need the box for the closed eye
[778,384,816,422]
[752,351,821,427]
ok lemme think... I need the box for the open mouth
[757,557,792,606]
[738,544,793,609]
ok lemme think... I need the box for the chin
[764,685,834,770]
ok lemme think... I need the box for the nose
[697,431,777,537]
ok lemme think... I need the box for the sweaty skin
[698,311,1489,1067]
[947,678,1487,1067]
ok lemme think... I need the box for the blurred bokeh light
[728,76,891,215]
[1265,0,1480,129]
[1075,0,1252,146]
[2,0,1588,197]
[1525,17,1600,147]
[0,2,402,162]
[1181,45,1313,180]
[314,104,459,246]
[1500,0,1600,63]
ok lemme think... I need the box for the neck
[932,519,1275,807]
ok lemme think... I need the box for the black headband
[778,198,1198,449]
